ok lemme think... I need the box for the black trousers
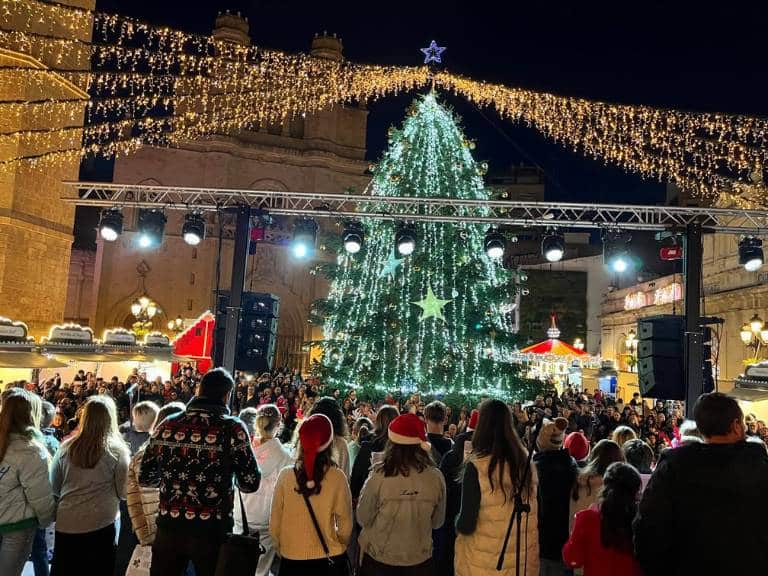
[151,527,224,576]
[51,523,116,576]
[359,554,434,576]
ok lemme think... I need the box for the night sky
[78,1,768,250]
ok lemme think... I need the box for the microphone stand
[497,413,544,574]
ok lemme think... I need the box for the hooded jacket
[0,433,55,533]
[357,465,446,566]
[634,441,768,576]
[234,438,294,532]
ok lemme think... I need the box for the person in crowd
[351,405,400,499]
[562,462,642,576]
[455,399,539,575]
[0,390,55,576]
[348,417,373,469]
[139,368,261,576]
[309,397,351,479]
[357,413,446,575]
[126,401,186,547]
[30,400,59,576]
[609,425,636,448]
[235,404,294,576]
[563,431,590,467]
[51,395,130,575]
[621,439,653,491]
[120,401,160,455]
[446,423,458,439]
[270,413,353,575]
[424,400,453,460]
[569,439,624,531]
[634,392,768,575]
[534,417,576,576]
[674,419,703,447]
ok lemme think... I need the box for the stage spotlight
[182,212,206,246]
[542,233,565,262]
[484,228,506,259]
[137,209,167,248]
[395,223,417,256]
[603,232,634,273]
[292,217,318,259]
[342,221,364,254]
[98,208,123,242]
[739,237,764,272]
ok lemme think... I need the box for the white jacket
[234,438,294,532]
[0,433,55,532]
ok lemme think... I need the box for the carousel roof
[519,338,587,356]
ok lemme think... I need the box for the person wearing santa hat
[269,413,353,575]
[357,413,446,576]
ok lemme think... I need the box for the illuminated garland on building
[2,0,768,204]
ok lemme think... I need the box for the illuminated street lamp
[573,338,585,351]
[131,295,159,337]
[741,314,768,362]
[625,329,638,372]
[167,316,184,336]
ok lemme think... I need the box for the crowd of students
[1,366,768,576]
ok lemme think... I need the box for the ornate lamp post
[167,316,184,336]
[740,314,768,363]
[625,329,638,372]
[131,295,159,337]
[573,338,585,351]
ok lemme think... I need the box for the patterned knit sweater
[139,397,261,535]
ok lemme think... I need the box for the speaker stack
[213,292,280,373]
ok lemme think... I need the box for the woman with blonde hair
[51,395,130,575]
[610,425,637,448]
[235,404,294,576]
[0,389,55,576]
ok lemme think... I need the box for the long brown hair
[471,399,529,501]
[573,439,625,500]
[372,405,399,441]
[294,442,335,496]
[0,389,42,462]
[379,441,434,477]
[65,396,128,469]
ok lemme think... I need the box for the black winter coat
[350,435,387,499]
[534,449,577,560]
[634,441,768,576]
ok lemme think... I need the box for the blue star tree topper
[421,40,446,64]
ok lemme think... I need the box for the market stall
[171,311,215,374]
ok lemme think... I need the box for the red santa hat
[298,413,334,489]
[467,409,480,432]
[388,414,431,451]
[564,431,590,462]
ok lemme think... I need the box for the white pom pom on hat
[388,413,431,451]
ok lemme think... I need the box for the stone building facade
[83,17,370,370]
[600,231,768,391]
[0,1,94,336]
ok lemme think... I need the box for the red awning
[520,338,587,356]
[172,311,215,374]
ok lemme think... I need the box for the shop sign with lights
[104,328,138,346]
[0,317,29,342]
[653,282,682,306]
[624,291,648,311]
[144,332,171,347]
[48,324,94,344]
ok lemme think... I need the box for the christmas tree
[310,93,532,398]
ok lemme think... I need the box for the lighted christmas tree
[310,93,533,398]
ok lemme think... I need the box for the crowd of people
[1,364,767,576]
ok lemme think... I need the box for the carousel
[510,315,599,389]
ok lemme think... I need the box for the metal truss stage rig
[62,180,768,414]
[63,181,768,235]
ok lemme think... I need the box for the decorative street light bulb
[750,314,764,334]
[761,329,768,345]
[139,296,150,309]
[625,330,638,349]
[146,303,158,318]
[741,324,754,345]
[573,338,585,351]
[131,301,142,317]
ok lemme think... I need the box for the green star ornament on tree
[379,251,404,279]
[413,285,452,322]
